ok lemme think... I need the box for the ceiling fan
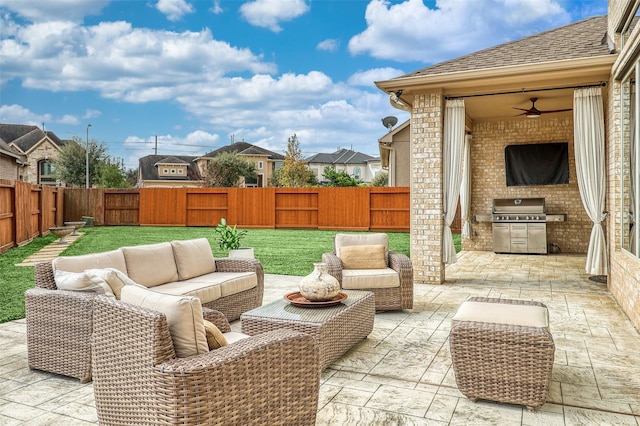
[513,97,572,118]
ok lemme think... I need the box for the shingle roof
[305,149,377,164]
[0,138,26,162]
[138,155,201,181]
[203,141,285,160]
[399,15,610,79]
[154,156,189,165]
[0,124,65,153]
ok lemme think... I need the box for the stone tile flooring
[1,251,639,425]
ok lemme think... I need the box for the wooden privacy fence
[0,180,64,254]
[64,187,421,231]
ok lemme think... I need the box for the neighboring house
[0,138,27,183]
[305,148,382,183]
[375,5,640,331]
[378,120,410,187]
[138,155,203,188]
[0,124,66,185]
[198,141,285,187]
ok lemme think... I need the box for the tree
[97,158,129,188]
[322,166,362,187]
[204,151,257,187]
[125,168,139,187]
[370,172,389,187]
[53,136,108,187]
[274,134,317,187]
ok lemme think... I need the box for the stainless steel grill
[492,198,547,254]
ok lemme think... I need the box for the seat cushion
[120,285,209,358]
[452,300,549,329]
[339,244,387,269]
[121,242,178,288]
[52,249,127,274]
[341,268,400,289]
[171,238,216,280]
[154,272,256,302]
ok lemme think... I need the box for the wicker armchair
[92,296,320,426]
[322,233,413,311]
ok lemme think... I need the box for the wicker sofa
[25,238,264,382]
[92,295,320,425]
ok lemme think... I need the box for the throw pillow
[339,244,387,270]
[120,285,209,358]
[85,268,139,299]
[202,319,228,350]
[54,270,115,298]
[171,238,216,280]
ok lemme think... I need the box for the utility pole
[86,124,92,188]
[155,135,158,155]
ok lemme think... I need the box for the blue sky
[0,0,606,169]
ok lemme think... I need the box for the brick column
[410,92,445,284]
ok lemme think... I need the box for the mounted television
[505,142,569,187]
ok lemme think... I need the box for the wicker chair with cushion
[322,233,413,311]
[92,294,320,426]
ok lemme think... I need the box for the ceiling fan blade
[540,108,573,114]
[512,107,530,112]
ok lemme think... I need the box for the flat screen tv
[504,142,569,187]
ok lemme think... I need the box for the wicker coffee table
[241,290,375,370]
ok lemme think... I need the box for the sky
[0,0,607,170]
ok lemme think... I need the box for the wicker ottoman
[449,297,555,411]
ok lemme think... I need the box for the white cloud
[0,0,109,23]
[84,109,102,119]
[210,0,223,14]
[348,67,405,87]
[348,0,574,63]
[240,0,309,32]
[0,104,52,125]
[58,114,80,125]
[317,38,339,52]
[156,0,194,21]
[0,21,276,94]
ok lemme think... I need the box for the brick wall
[410,92,445,284]
[25,140,60,185]
[463,114,592,253]
[0,156,18,181]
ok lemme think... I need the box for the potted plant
[214,217,254,258]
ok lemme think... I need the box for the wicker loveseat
[322,233,413,311]
[25,238,264,382]
[92,296,320,426]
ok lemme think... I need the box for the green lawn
[0,227,461,323]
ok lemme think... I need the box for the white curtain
[460,134,472,239]
[573,87,608,275]
[443,98,466,264]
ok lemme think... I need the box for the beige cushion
[335,233,389,264]
[224,331,251,345]
[54,270,115,297]
[153,272,256,303]
[120,285,208,358]
[171,238,216,280]
[452,301,549,329]
[121,242,178,288]
[85,268,139,299]
[203,320,227,350]
[341,268,400,289]
[339,245,387,269]
[52,249,127,274]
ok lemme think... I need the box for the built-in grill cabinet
[491,198,547,254]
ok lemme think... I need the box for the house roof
[397,15,610,80]
[0,138,26,163]
[305,149,378,165]
[202,141,285,160]
[0,124,65,153]
[154,156,189,165]
[139,155,201,181]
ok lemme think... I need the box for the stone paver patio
[1,250,639,425]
